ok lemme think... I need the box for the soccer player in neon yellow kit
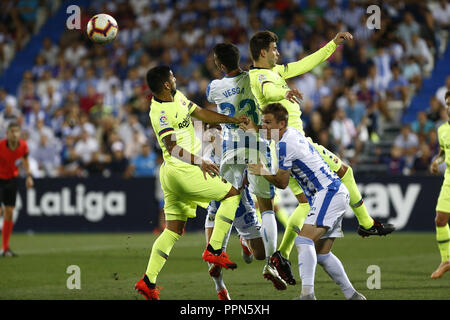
[247,31,395,283]
[134,66,249,299]
[430,90,450,279]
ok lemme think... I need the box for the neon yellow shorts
[436,182,450,213]
[288,139,342,196]
[160,162,232,221]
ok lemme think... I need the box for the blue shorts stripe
[316,188,339,227]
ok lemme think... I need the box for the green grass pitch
[0,232,449,300]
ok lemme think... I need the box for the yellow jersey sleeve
[274,40,337,79]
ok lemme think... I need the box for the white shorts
[220,143,274,199]
[204,189,262,240]
[304,183,349,239]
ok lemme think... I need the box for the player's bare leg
[257,196,287,290]
[431,211,450,279]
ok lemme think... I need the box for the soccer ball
[86,14,118,44]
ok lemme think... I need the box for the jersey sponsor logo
[178,113,191,129]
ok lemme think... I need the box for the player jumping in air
[203,43,287,294]
[134,66,248,300]
[248,103,366,300]
[0,122,34,257]
[430,90,450,279]
[247,31,395,284]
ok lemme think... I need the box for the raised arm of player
[191,105,249,125]
[276,32,352,80]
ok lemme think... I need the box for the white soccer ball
[86,13,118,44]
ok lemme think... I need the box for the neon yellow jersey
[438,122,450,182]
[249,40,337,134]
[149,90,201,168]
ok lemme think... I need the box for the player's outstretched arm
[278,32,353,80]
[248,163,290,189]
[191,105,249,125]
[162,134,219,180]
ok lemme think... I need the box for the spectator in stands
[304,111,323,143]
[406,33,434,76]
[279,28,303,64]
[40,37,59,67]
[80,85,100,115]
[402,56,422,91]
[396,12,420,47]
[341,90,366,126]
[74,129,99,165]
[386,63,409,105]
[108,141,132,178]
[0,88,17,111]
[0,103,21,137]
[129,143,157,177]
[30,134,61,177]
[411,111,435,143]
[393,124,419,170]
[432,0,450,31]
[427,96,444,123]
[412,142,433,175]
[330,108,357,160]
[342,0,364,31]
[17,0,39,33]
[383,145,406,175]
[436,76,450,108]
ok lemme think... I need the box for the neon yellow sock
[146,228,180,283]
[340,166,374,229]
[436,224,450,262]
[275,207,289,228]
[210,194,241,250]
[278,202,310,258]
[274,194,288,228]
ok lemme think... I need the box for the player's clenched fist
[333,32,353,45]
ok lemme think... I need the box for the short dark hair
[212,43,240,71]
[445,90,450,100]
[146,65,171,94]
[249,31,278,61]
[7,121,20,131]
[262,103,288,125]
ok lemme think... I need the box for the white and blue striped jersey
[206,72,262,158]
[278,127,341,204]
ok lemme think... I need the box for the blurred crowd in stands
[0,0,449,179]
